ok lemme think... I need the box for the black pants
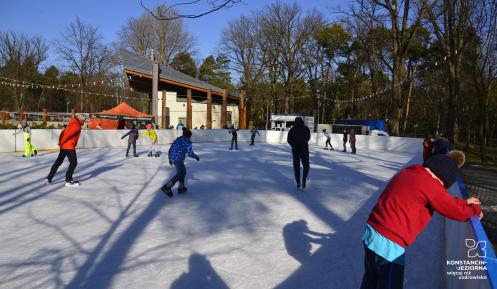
[126,143,136,155]
[343,141,347,152]
[231,137,238,148]
[250,135,256,145]
[292,149,309,185]
[360,245,404,289]
[351,142,356,154]
[325,138,332,148]
[47,149,77,182]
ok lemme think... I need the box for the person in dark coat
[228,126,239,150]
[342,129,348,152]
[350,129,357,154]
[287,117,311,190]
[121,125,139,157]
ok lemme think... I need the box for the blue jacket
[168,136,198,163]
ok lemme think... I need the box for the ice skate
[46,178,52,185]
[161,182,173,198]
[148,151,153,157]
[65,180,80,187]
[178,187,188,194]
[133,153,138,157]
[155,152,160,157]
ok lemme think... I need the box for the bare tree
[356,0,428,135]
[140,0,242,20]
[119,5,196,64]
[56,17,113,112]
[426,0,473,143]
[467,0,497,163]
[0,31,48,111]
[259,2,324,113]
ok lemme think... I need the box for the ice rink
[0,142,444,289]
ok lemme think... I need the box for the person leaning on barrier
[360,150,483,289]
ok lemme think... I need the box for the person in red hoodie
[360,150,483,289]
[46,116,85,186]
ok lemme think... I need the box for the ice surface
[0,143,443,289]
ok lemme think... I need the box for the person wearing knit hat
[161,127,199,198]
[360,150,482,289]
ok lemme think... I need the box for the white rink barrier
[0,129,422,154]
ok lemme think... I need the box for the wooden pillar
[2,109,8,125]
[239,90,246,129]
[20,109,26,122]
[221,90,227,128]
[43,108,48,125]
[161,91,167,129]
[186,89,192,129]
[207,89,212,129]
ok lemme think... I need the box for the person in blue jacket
[161,128,199,198]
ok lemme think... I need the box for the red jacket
[367,164,481,248]
[59,118,83,150]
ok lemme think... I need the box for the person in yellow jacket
[141,122,159,157]
[13,119,37,158]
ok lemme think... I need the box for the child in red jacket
[46,116,85,186]
[360,150,482,289]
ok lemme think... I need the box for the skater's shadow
[283,219,331,264]
[170,253,230,289]
[78,164,123,182]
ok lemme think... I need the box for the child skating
[161,128,200,198]
[121,124,139,157]
[342,129,348,152]
[13,119,37,157]
[228,126,239,150]
[250,127,260,145]
[141,122,159,157]
[322,129,334,150]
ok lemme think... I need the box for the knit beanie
[183,128,192,138]
[423,154,458,188]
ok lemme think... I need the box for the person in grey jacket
[287,117,311,190]
[250,128,260,145]
[121,125,139,157]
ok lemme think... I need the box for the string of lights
[0,76,147,101]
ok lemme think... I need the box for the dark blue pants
[360,245,404,289]
[231,137,238,149]
[126,143,136,155]
[351,142,356,154]
[292,149,309,186]
[169,161,186,185]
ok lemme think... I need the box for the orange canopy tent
[88,102,154,129]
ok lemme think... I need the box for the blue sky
[0,0,342,71]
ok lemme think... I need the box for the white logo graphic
[466,239,487,258]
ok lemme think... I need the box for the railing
[457,176,497,288]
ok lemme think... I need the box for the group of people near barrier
[13,115,486,288]
[286,116,484,289]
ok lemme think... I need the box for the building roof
[120,49,237,97]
